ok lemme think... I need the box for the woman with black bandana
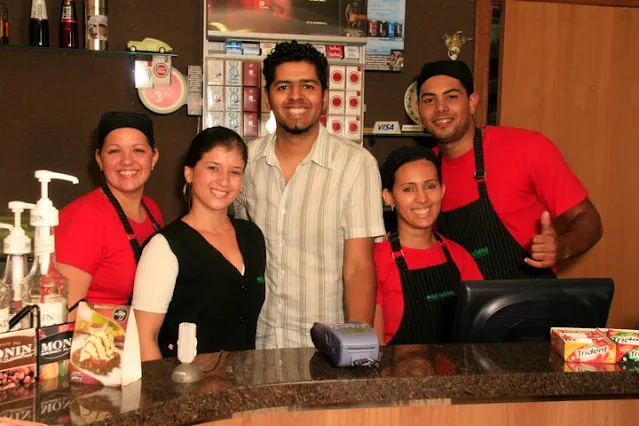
[56,111,163,317]
[373,146,482,345]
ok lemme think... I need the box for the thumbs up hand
[524,211,564,269]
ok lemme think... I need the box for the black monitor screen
[452,278,614,343]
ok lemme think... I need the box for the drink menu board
[207,0,368,40]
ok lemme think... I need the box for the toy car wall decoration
[127,38,173,53]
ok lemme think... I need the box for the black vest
[157,219,266,357]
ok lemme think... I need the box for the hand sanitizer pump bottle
[22,170,79,328]
[0,202,36,324]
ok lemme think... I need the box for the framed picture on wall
[207,0,368,42]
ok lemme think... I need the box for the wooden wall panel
[499,0,639,327]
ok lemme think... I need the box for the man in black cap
[415,60,602,280]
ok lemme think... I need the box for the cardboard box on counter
[551,327,616,364]
[601,328,639,363]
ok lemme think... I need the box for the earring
[391,205,395,211]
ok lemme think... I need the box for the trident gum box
[550,327,616,364]
[602,328,639,363]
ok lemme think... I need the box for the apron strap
[472,127,489,199]
[388,232,409,272]
[101,183,160,265]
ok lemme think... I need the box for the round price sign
[138,68,188,114]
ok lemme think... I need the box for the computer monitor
[451,278,614,343]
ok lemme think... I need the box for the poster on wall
[364,0,405,71]
[206,0,368,41]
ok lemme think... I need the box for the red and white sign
[328,90,345,115]
[139,69,187,114]
[329,65,345,90]
[346,66,362,91]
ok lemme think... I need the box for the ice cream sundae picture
[71,326,121,376]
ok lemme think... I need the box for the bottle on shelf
[29,0,49,47]
[85,0,107,51]
[0,2,9,45]
[59,0,78,48]
[0,202,36,326]
[22,170,78,328]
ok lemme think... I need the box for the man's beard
[279,122,314,135]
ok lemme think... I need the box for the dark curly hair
[263,41,328,92]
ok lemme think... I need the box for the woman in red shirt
[56,112,163,313]
[374,146,482,345]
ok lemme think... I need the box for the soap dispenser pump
[0,201,36,320]
[22,170,79,328]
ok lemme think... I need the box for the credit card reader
[310,321,380,367]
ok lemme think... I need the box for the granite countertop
[2,342,639,425]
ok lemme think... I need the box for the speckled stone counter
[2,342,639,425]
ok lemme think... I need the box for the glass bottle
[85,0,107,51]
[29,0,49,47]
[59,0,78,48]
[0,3,8,45]
[22,226,68,328]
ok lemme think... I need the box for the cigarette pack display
[327,115,345,138]
[329,66,346,90]
[225,86,242,111]
[346,66,362,91]
[243,87,260,112]
[344,115,362,141]
[225,112,243,135]
[344,46,359,59]
[312,44,326,56]
[206,58,224,86]
[243,62,260,87]
[225,60,242,86]
[206,86,224,111]
[204,112,224,129]
[326,44,344,59]
[243,112,259,138]
[328,90,345,115]
[345,91,362,115]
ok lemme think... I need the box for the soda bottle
[59,0,78,48]
[29,0,49,47]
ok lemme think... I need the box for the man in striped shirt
[234,41,385,348]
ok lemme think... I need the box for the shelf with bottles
[0,43,177,57]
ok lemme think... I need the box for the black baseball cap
[415,60,474,98]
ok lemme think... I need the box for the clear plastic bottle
[21,170,78,328]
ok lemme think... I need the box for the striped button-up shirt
[234,125,385,348]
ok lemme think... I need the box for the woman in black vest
[373,146,483,345]
[133,127,266,361]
